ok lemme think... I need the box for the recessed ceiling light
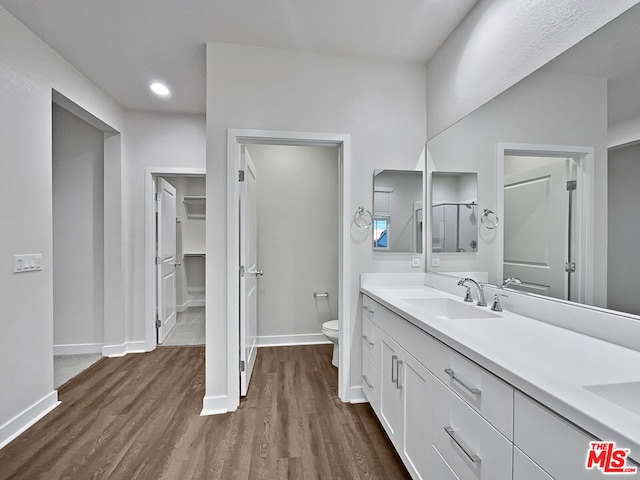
[150,82,171,97]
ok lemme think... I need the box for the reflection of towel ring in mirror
[354,206,373,228]
[481,209,499,230]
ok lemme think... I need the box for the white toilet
[322,320,339,367]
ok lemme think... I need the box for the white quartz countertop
[360,284,640,458]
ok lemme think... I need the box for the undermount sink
[400,297,500,320]
[584,382,640,416]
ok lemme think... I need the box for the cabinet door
[380,333,403,448]
[402,353,434,480]
[514,447,553,480]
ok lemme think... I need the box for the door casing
[226,129,351,412]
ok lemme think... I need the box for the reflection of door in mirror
[503,155,577,300]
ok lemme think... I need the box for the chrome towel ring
[481,209,499,230]
[354,206,373,228]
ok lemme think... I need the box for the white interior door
[157,177,178,344]
[240,147,259,396]
[503,161,569,298]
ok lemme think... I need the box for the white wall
[426,0,640,139]
[608,144,640,315]
[122,111,206,344]
[427,71,608,307]
[249,144,339,339]
[206,43,426,407]
[52,104,104,351]
[0,5,124,448]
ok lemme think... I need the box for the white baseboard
[349,386,367,404]
[0,391,60,450]
[177,301,189,313]
[177,300,205,313]
[257,333,331,348]
[102,341,148,358]
[53,342,103,356]
[200,395,228,416]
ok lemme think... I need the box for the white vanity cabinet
[362,295,434,480]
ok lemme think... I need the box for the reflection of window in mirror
[372,169,423,253]
[373,217,389,248]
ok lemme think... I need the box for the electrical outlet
[13,254,43,273]
[411,255,421,267]
[431,255,440,267]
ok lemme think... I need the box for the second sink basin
[401,297,500,320]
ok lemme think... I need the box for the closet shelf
[183,196,206,219]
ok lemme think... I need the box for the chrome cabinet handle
[445,368,481,396]
[363,305,375,314]
[391,355,398,384]
[444,426,481,464]
[396,360,404,389]
[362,375,374,389]
[362,335,375,346]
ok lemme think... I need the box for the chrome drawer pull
[391,355,398,383]
[396,360,403,389]
[362,335,375,346]
[445,368,481,396]
[363,305,375,314]
[362,375,374,389]
[444,426,481,464]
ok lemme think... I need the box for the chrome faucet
[502,276,522,289]
[457,278,487,307]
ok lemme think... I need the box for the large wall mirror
[426,3,640,317]
[373,169,423,253]
[431,172,478,253]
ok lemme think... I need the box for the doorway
[497,143,594,304]
[144,168,206,350]
[226,130,351,411]
[238,144,340,394]
[52,103,105,387]
[155,174,206,346]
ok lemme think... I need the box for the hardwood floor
[0,345,410,480]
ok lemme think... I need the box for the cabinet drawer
[431,445,462,480]
[434,340,513,439]
[362,316,381,370]
[513,446,553,480]
[514,392,613,480]
[433,378,513,480]
[374,301,434,371]
[362,356,380,413]
[362,295,377,322]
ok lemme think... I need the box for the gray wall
[249,144,339,338]
[52,104,105,351]
[608,144,640,315]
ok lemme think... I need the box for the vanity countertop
[360,283,640,458]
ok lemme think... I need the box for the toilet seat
[322,320,339,332]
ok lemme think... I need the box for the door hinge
[156,192,162,201]
[240,360,245,372]
[156,315,161,328]
[155,256,162,265]
[564,261,576,273]
[566,180,577,191]
[240,265,245,277]
[239,170,245,182]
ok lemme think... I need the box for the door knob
[174,261,182,267]
[253,270,264,276]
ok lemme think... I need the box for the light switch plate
[14,254,43,273]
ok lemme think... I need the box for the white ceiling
[0,0,479,114]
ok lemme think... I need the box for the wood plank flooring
[0,345,410,480]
